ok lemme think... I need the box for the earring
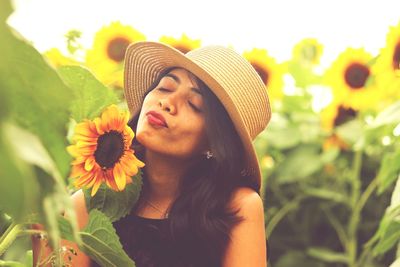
[206,150,213,159]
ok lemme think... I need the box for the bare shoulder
[229,187,265,219]
[223,187,267,266]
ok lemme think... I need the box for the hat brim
[124,41,263,190]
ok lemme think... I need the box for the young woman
[33,41,271,266]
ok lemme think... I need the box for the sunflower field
[1,0,400,266]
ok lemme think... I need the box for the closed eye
[158,87,171,92]
[189,102,202,112]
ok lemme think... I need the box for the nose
[159,97,177,114]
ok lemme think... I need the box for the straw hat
[124,41,271,190]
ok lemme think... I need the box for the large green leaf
[57,66,120,122]
[84,174,142,222]
[0,8,73,179]
[0,123,39,222]
[81,210,135,267]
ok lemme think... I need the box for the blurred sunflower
[321,101,357,131]
[324,48,379,110]
[85,21,146,88]
[159,33,201,53]
[374,22,400,98]
[243,48,285,101]
[292,38,324,66]
[321,101,357,150]
[67,105,145,196]
[43,48,79,68]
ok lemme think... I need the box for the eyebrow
[165,73,203,96]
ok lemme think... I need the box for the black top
[90,213,269,267]
[90,214,215,267]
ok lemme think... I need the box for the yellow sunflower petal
[105,175,120,191]
[120,154,139,176]
[159,33,201,53]
[113,163,126,191]
[84,156,96,171]
[324,47,379,110]
[91,178,103,196]
[93,117,105,135]
[70,164,87,179]
[85,21,146,88]
[75,121,97,138]
[74,171,94,188]
[67,145,79,157]
[243,48,285,102]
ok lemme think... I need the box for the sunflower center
[252,63,269,86]
[107,37,131,62]
[94,130,125,169]
[334,106,357,126]
[344,63,370,90]
[393,42,400,70]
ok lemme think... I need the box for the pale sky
[7,0,400,69]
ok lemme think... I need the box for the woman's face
[136,68,208,160]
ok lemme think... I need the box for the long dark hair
[128,67,258,266]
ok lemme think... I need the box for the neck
[141,149,193,204]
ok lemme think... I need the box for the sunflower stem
[347,149,363,267]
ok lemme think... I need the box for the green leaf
[84,175,143,222]
[287,61,322,88]
[302,187,349,204]
[276,145,323,184]
[0,212,12,235]
[80,210,136,267]
[263,114,301,149]
[335,119,364,146]
[275,250,324,267]
[0,260,26,267]
[57,66,120,122]
[307,247,349,263]
[0,123,39,221]
[377,151,400,194]
[0,0,13,21]
[371,100,400,128]
[0,13,74,178]
[373,221,400,255]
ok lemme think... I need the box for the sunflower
[321,101,357,150]
[292,38,324,66]
[43,48,79,68]
[321,101,358,131]
[67,105,145,196]
[159,33,201,54]
[243,48,285,101]
[85,21,146,88]
[324,48,379,110]
[374,21,400,98]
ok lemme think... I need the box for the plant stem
[266,198,301,236]
[0,223,23,256]
[322,206,348,250]
[353,177,379,267]
[347,149,364,267]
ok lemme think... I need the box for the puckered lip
[146,110,168,128]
